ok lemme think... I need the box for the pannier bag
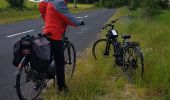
[30,37,51,72]
[13,41,23,67]
[12,35,51,72]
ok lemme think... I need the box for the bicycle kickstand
[114,67,128,81]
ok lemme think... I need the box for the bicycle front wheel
[92,39,113,59]
[64,42,76,81]
[122,45,144,84]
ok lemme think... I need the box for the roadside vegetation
[44,5,170,100]
[0,0,95,24]
[41,7,147,100]
[114,7,170,99]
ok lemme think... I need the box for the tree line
[5,0,170,18]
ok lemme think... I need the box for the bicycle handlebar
[111,18,119,23]
[101,18,120,30]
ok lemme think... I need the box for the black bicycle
[15,34,76,100]
[92,19,144,83]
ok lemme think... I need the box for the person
[38,0,84,94]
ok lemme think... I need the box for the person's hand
[80,20,85,25]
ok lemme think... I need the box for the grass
[114,8,170,99]
[43,8,149,100]
[43,7,170,100]
[0,1,95,24]
[43,48,139,100]
[0,0,8,9]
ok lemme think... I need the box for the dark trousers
[50,39,66,90]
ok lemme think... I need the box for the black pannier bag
[13,41,23,67]
[30,37,51,72]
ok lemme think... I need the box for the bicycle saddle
[121,34,131,39]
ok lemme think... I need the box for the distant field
[0,0,8,8]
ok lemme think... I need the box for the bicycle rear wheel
[122,45,144,84]
[16,64,45,100]
[64,42,76,81]
[92,39,113,59]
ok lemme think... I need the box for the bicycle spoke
[18,80,30,86]
[123,45,144,84]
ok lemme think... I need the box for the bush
[105,1,114,8]
[141,0,162,18]
[94,2,102,8]
[129,0,140,10]
[104,0,129,8]
[6,0,25,10]
[157,0,169,9]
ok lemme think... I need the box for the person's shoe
[57,86,70,96]
[63,86,70,96]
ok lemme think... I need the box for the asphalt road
[0,9,116,100]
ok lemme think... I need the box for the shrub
[105,1,114,8]
[94,2,102,8]
[104,0,129,8]
[141,0,162,18]
[157,0,169,9]
[129,0,140,10]
[6,0,25,10]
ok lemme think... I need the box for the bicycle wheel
[64,42,76,81]
[122,45,144,84]
[92,39,113,59]
[16,64,45,100]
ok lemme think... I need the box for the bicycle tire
[16,61,44,100]
[92,39,113,59]
[122,45,144,84]
[64,42,76,81]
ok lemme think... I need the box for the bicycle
[92,19,144,83]
[15,33,76,100]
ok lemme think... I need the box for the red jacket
[39,0,81,40]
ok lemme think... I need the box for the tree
[130,0,140,10]
[6,0,25,10]
[141,0,161,18]
[157,0,169,9]
[74,0,78,8]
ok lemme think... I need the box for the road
[0,9,116,100]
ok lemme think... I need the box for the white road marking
[6,30,34,38]
[5,14,90,38]
[76,15,89,19]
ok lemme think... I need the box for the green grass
[43,7,170,100]
[43,48,140,100]
[0,1,95,24]
[0,0,8,8]
[43,8,148,100]
[113,8,170,99]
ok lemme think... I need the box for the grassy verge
[44,7,170,100]
[114,8,170,99]
[0,1,95,24]
[43,8,148,100]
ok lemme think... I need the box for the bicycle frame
[63,37,72,65]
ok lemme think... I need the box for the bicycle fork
[65,44,72,65]
[104,40,111,55]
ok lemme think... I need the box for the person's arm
[53,1,82,27]
[39,1,48,21]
